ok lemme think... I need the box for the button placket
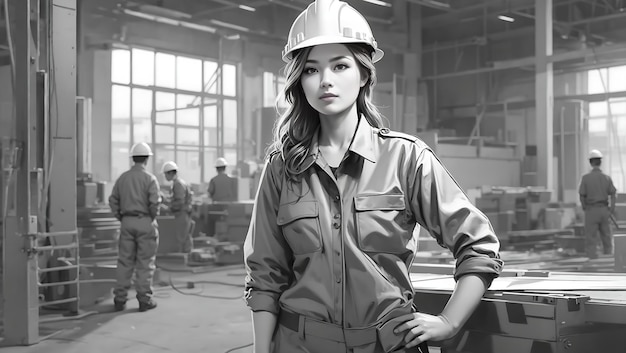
[331,195,343,307]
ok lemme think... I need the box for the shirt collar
[132,164,146,170]
[294,116,377,175]
[348,117,377,163]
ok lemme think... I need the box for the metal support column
[403,2,422,134]
[535,0,555,194]
[47,0,77,312]
[2,0,40,345]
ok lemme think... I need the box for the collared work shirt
[579,168,617,207]
[244,119,503,328]
[208,173,236,202]
[109,165,161,220]
[170,177,192,214]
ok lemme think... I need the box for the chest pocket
[277,201,322,255]
[355,194,411,254]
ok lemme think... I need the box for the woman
[243,1,503,352]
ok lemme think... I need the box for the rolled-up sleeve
[148,176,161,219]
[409,148,503,285]
[608,176,617,195]
[170,181,185,213]
[243,158,293,313]
[109,180,121,220]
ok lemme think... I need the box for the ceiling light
[362,0,392,7]
[209,19,250,32]
[406,0,450,10]
[137,4,191,19]
[497,15,515,22]
[238,4,256,12]
[123,9,217,33]
[180,22,218,33]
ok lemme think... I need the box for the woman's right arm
[243,157,292,351]
[251,311,277,353]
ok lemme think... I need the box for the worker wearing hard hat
[207,157,236,202]
[243,1,502,352]
[579,149,617,258]
[162,161,194,253]
[108,142,160,312]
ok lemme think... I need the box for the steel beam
[47,0,77,311]
[2,0,39,345]
[535,0,555,193]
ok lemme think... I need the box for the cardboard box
[476,197,499,213]
[498,194,517,212]
[544,208,576,229]
[528,190,552,203]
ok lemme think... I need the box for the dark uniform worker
[579,149,617,258]
[162,161,194,253]
[208,157,236,202]
[109,142,160,312]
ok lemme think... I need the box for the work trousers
[584,206,613,258]
[174,211,193,253]
[114,216,159,302]
[271,322,426,353]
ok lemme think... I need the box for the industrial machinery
[411,264,626,353]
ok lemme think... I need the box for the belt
[585,203,608,208]
[122,212,148,218]
[278,310,429,353]
[278,310,378,347]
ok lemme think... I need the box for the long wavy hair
[268,43,386,181]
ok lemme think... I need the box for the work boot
[113,299,126,312]
[138,299,157,312]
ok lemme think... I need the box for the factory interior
[1,0,626,352]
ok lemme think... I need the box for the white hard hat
[282,0,384,63]
[589,149,603,159]
[130,142,153,157]
[215,157,228,168]
[161,161,178,173]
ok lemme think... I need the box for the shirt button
[333,222,341,229]
[333,214,340,219]
[334,195,340,201]
[336,277,342,283]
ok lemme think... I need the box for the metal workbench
[410,265,626,353]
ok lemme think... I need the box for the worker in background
[162,161,194,253]
[108,142,160,312]
[579,149,617,259]
[208,157,236,202]
[244,1,503,352]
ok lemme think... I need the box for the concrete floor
[0,264,254,353]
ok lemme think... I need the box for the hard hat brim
[282,36,384,63]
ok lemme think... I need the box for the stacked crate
[475,187,553,245]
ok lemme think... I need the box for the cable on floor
[168,275,244,300]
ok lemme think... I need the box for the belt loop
[298,314,306,340]
[418,342,430,353]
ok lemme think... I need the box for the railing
[33,230,80,310]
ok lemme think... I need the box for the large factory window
[262,71,286,108]
[110,48,240,188]
[587,65,626,192]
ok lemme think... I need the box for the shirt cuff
[454,256,503,283]
[244,289,281,314]
[457,272,498,289]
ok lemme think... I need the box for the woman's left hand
[393,312,457,349]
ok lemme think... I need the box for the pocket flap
[354,194,405,211]
[277,201,318,226]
